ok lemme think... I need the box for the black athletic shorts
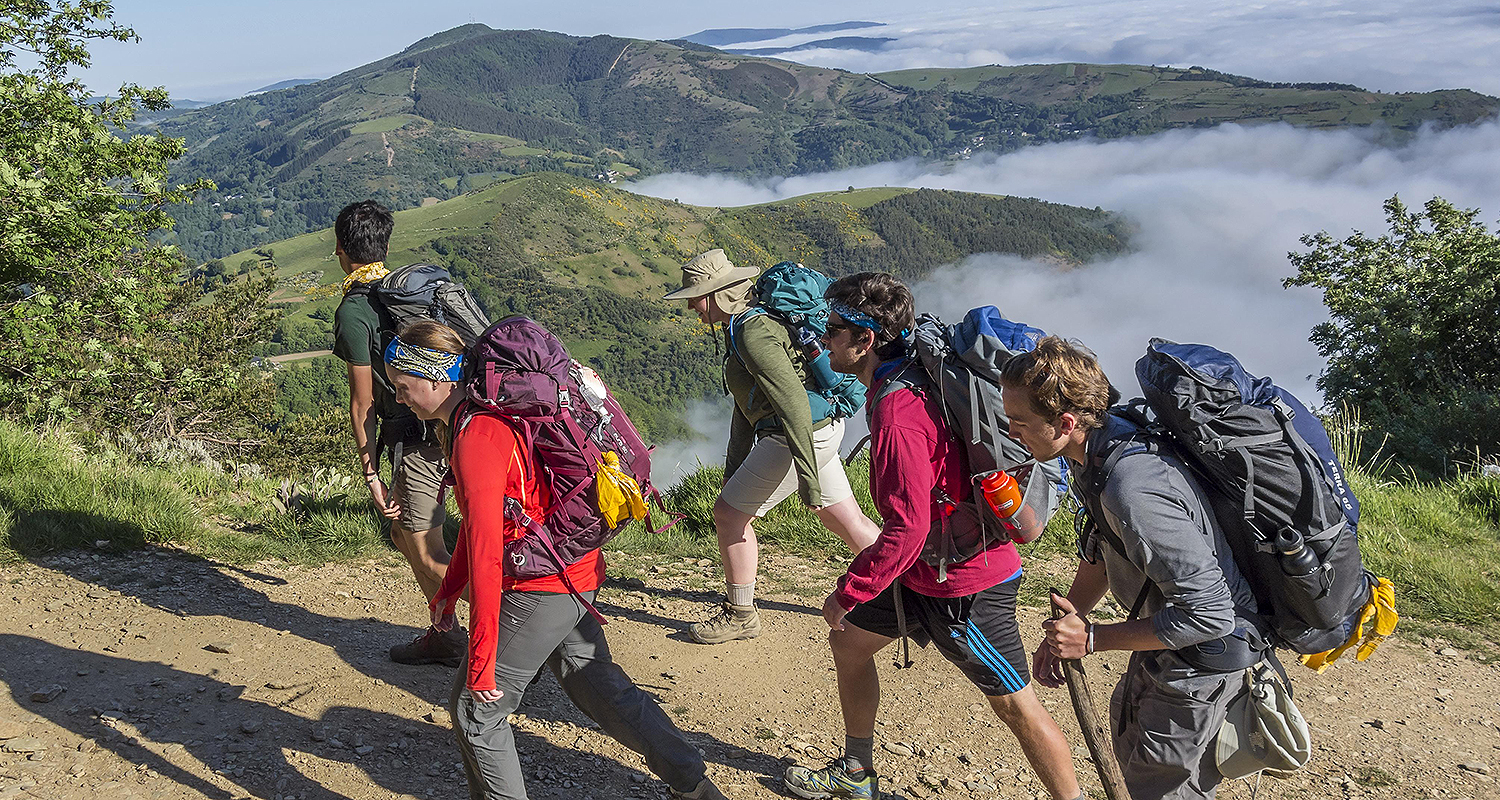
[845,571,1031,697]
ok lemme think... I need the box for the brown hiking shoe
[689,602,761,644]
[389,626,466,667]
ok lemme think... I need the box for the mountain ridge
[149,25,1500,260]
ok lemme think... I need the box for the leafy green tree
[1286,195,1500,474]
[0,1,278,451]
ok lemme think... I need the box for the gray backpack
[350,263,492,347]
[870,307,1068,580]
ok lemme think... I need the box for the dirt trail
[1,548,1496,800]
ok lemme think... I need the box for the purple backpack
[455,317,663,621]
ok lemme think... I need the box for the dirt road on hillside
[0,548,1496,800]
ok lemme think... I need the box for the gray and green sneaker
[784,756,879,800]
[689,602,761,644]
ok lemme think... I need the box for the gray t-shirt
[1078,414,1263,680]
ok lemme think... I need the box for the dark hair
[334,201,393,264]
[825,272,915,357]
[998,336,1117,431]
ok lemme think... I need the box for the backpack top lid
[380,263,452,297]
[948,306,1048,381]
[753,262,834,336]
[1138,339,1279,406]
[467,316,572,418]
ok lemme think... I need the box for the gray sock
[726,581,755,608]
[844,735,874,775]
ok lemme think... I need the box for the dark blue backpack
[1107,339,1372,654]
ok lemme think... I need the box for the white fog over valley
[638,119,1500,483]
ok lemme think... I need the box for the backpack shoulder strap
[726,307,768,360]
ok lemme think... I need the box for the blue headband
[828,300,882,333]
[384,337,465,382]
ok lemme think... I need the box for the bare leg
[814,496,881,555]
[988,686,1083,800]
[829,624,896,738]
[390,522,449,602]
[713,497,759,586]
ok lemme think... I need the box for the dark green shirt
[332,286,416,429]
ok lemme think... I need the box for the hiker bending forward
[384,320,727,800]
[999,337,1270,800]
[665,250,879,644]
[784,273,1084,800]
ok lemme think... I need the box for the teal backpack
[728,262,866,425]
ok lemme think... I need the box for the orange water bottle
[980,470,1040,542]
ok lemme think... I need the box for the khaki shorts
[720,418,854,517]
[392,440,448,532]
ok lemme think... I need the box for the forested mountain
[255,174,1127,443]
[148,25,1499,261]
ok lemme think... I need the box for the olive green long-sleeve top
[724,312,828,507]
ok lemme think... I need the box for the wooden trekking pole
[1050,590,1131,800]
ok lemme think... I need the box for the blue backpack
[728,262,866,425]
[1098,339,1374,654]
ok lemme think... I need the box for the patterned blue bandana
[828,300,882,333]
[384,337,465,382]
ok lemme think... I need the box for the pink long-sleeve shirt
[834,376,1022,610]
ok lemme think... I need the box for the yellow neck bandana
[342,261,389,295]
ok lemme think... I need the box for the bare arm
[347,363,394,514]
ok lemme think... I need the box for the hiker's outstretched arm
[347,363,381,479]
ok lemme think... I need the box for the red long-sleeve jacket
[430,409,604,692]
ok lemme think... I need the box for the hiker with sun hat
[665,249,880,644]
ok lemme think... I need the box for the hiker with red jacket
[383,319,727,800]
[784,273,1083,800]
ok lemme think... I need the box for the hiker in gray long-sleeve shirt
[998,337,1269,800]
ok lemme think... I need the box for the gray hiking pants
[1110,652,1237,800]
[449,590,707,800]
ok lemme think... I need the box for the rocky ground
[1,546,1497,800]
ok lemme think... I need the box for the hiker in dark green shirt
[665,250,880,644]
[332,200,465,668]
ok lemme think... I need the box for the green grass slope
[150,27,1498,261]
[237,172,1126,442]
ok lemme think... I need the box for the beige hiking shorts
[392,440,448,532]
[720,418,854,517]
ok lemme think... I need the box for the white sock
[726,581,755,608]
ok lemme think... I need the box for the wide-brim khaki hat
[663,249,759,301]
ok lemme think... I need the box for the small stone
[882,742,914,757]
[0,720,25,739]
[1439,647,1461,657]
[662,671,680,679]
[630,773,647,784]
[310,728,328,742]
[425,708,451,725]
[354,745,375,756]
[77,739,98,753]
[29,685,65,703]
[240,720,261,734]
[1366,719,1385,729]
[204,641,237,654]
[1461,762,1492,775]
[2,737,48,753]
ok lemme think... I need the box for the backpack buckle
[559,389,571,409]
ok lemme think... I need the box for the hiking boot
[669,777,729,800]
[689,602,761,644]
[784,757,879,800]
[389,626,466,667]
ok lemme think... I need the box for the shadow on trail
[27,543,450,708]
[0,634,448,800]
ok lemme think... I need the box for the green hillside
[251,173,1127,443]
[148,26,1498,260]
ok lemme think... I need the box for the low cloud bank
[648,397,733,489]
[633,119,1500,402]
[723,1,1500,96]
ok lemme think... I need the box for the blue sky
[82,0,1500,100]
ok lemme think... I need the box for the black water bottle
[1274,528,1320,576]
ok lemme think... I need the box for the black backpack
[1089,339,1374,655]
[870,307,1068,581]
[349,263,491,346]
